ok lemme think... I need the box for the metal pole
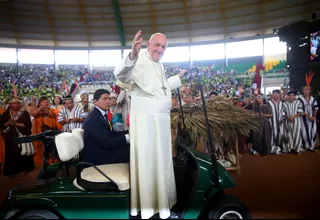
[176,88,185,128]
[197,68,220,187]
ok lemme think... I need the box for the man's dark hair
[93,89,110,100]
[210,91,218,96]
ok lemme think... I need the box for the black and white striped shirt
[57,104,87,132]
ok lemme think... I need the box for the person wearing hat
[114,31,187,219]
[57,95,87,132]
[268,89,283,155]
[282,90,303,153]
[0,96,35,177]
[78,92,94,113]
[298,85,318,151]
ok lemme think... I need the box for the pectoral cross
[161,84,167,95]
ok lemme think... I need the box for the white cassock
[114,49,181,219]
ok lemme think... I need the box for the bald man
[114,31,186,219]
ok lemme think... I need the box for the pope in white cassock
[114,30,186,219]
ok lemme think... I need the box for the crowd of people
[0,29,319,219]
[170,82,319,159]
[0,56,318,167]
[1,80,318,179]
[0,87,132,178]
[0,64,115,100]
[0,62,319,178]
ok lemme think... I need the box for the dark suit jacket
[82,107,130,166]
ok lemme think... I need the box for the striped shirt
[57,104,87,132]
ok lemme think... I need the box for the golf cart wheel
[17,209,59,219]
[208,194,251,219]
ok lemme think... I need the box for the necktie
[104,112,113,131]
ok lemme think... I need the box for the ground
[1,151,320,219]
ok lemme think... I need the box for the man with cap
[268,89,283,154]
[282,90,303,153]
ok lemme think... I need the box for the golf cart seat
[55,130,130,192]
[71,128,84,150]
[55,132,81,162]
[75,163,130,191]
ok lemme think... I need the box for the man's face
[94,93,110,111]
[303,86,311,96]
[288,93,295,102]
[65,100,74,109]
[272,92,280,100]
[147,34,167,62]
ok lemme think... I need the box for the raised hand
[178,69,187,78]
[130,30,143,61]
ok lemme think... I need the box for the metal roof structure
[0,0,319,49]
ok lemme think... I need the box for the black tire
[17,209,60,219]
[208,194,251,219]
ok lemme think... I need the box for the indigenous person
[78,92,94,113]
[282,91,303,153]
[57,95,87,132]
[51,94,63,110]
[252,94,272,156]
[298,86,318,151]
[32,96,57,164]
[268,89,283,155]
[0,97,34,177]
[114,30,186,219]
[116,80,132,131]
[109,92,124,131]
[82,89,130,165]
[51,95,64,131]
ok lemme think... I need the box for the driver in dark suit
[81,89,130,165]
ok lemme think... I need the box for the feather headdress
[305,69,314,86]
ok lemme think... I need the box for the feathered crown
[305,69,314,86]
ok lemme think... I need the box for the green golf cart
[1,130,251,219]
[1,67,251,219]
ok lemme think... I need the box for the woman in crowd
[78,92,94,114]
[0,97,34,178]
[251,94,272,156]
[51,94,64,131]
[32,96,57,164]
